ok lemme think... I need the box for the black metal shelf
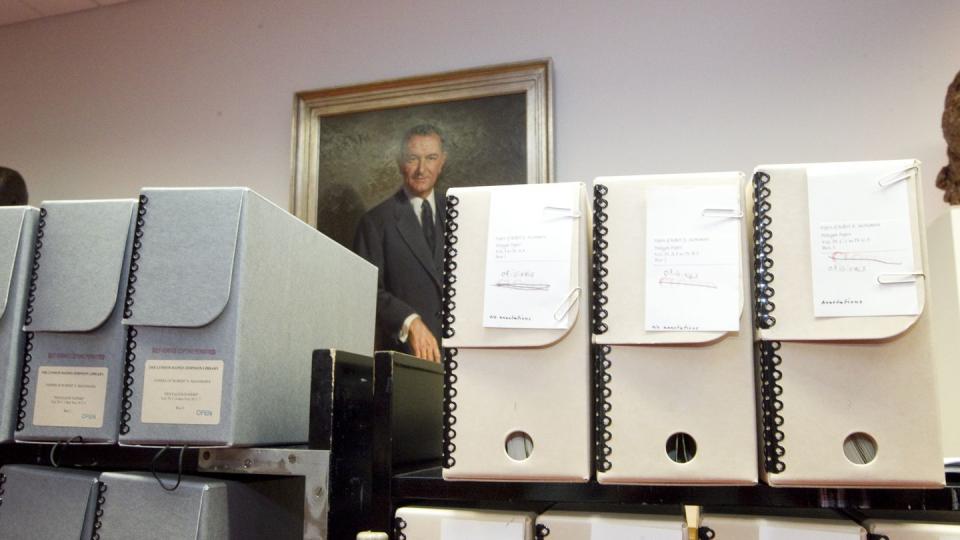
[392,465,960,513]
[0,441,200,473]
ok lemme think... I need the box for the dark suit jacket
[353,189,444,352]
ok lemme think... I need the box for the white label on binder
[483,184,579,329]
[807,162,920,317]
[591,521,678,540]
[141,360,223,425]
[33,366,107,428]
[441,518,525,540]
[645,185,742,332]
[760,525,860,540]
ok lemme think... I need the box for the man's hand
[408,317,441,363]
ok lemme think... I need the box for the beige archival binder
[395,507,536,540]
[441,183,591,482]
[864,519,960,539]
[592,173,758,485]
[751,160,943,488]
[537,510,684,539]
[927,208,960,461]
[702,514,866,539]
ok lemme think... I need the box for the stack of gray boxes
[0,187,378,536]
[0,465,304,539]
[17,200,137,444]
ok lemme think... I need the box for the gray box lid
[0,207,32,320]
[97,471,301,539]
[25,200,136,333]
[123,188,243,328]
[0,464,100,539]
[98,471,205,539]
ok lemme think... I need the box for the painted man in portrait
[353,124,446,362]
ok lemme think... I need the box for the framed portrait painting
[290,59,554,248]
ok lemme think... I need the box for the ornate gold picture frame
[290,59,553,245]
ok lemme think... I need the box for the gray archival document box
[0,207,37,443]
[18,200,137,444]
[0,464,102,539]
[94,471,302,540]
[119,187,376,447]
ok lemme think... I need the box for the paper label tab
[645,185,742,332]
[591,521,679,540]
[760,525,861,540]
[141,360,223,425]
[807,162,920,317]
[483,184,580,329]
[33,366,108,428]
[441,518,525,540]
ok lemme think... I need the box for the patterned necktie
[421,199,436,253]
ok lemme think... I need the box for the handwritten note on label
[591,520,679,540]
[483,183,579,329]
[645,185,742,332]
[441,518,525,540]
[807,161,920,317]
[33,366,108,428]
[141,360,223,425]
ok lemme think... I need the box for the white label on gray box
[33,366,108,428]
[142,360,223,425]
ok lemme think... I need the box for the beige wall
[1,0,958,220]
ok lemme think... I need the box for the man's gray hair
[398,124,445,160]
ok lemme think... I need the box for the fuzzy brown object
[936,70,960,204]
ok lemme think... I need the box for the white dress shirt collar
[403,187,436,226]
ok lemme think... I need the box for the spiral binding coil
[16,331,34,432]
[0,472,6,507]
[535,523,551,539]
[442,347,459,469]
[752,172,776,329]
[23,208,45,328]
[119,327,138,435]
[593,344,613,473]
[394,516,407,540]
[123,195,148,320]
[752,171,786,474]
[16,208,47,431]
[91,483,107,540]
[440,194,461,469]
[119,195,148,435]
[591,184,610,335]
[441,194,459,339]
[699,526,716,540]
[758,340,786,474]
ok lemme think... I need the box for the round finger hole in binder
[843,432,878,464]
[666,432,697,463]
[505,431,534,461]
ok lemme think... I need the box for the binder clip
[876,271,924,284]
[877,166,918,188]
